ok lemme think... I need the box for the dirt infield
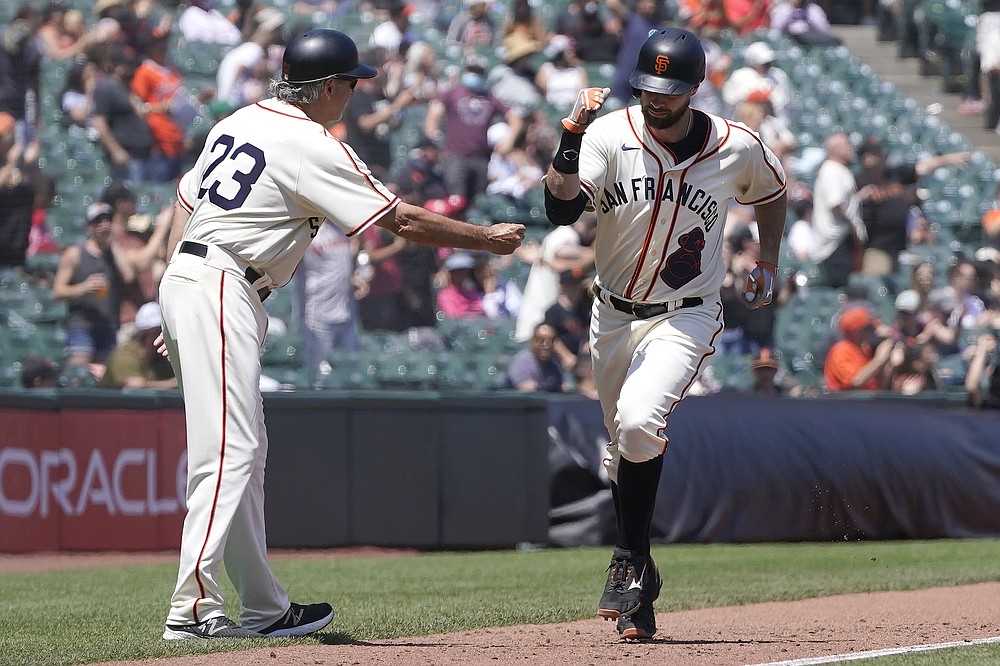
[7,551,999,665]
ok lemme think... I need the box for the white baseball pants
[159,249,289,629]
[591,298,724,482]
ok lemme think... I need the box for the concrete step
[829,24,1000,166]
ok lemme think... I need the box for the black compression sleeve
[545,188,588,226]
[551,130,583,174]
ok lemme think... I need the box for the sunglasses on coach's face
[333,76,358,90]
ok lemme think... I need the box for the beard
[641,99,690,131]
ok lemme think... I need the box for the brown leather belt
[179,241,270,301]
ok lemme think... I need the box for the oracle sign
[0,407,188,551]
[0,447,187,518]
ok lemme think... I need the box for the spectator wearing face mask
[424,57,524,216]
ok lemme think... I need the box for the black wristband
[551,130,584,174]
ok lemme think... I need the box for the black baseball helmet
[629,27,706,96]
[281,29,377,84]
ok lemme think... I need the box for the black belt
[601,287,702,319]
[179,241,270,301]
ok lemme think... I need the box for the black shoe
[257,602,334,637]
[646,558,662,604]
[616,558,661,640]
[597,548,649,619]
[162,616,262,640]
[617,602,656,640]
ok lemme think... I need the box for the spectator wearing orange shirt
[823,306,895,391]
[131,33,187,183]
[680,0,770,35]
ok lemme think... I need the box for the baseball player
[544,27,787,640]
[157,29,524,640]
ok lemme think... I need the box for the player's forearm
[386,203,495,251]
[752,192,787,266]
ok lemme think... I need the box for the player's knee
[616,421,667,464]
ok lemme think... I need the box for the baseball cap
[544,35,574,59]
[839,306,875,334]
[86,202,113,224]
[744,42,775,67]
[751,347,779,370]
[894,289,921,314]
[444,252,476,271]
[134,302,162,332]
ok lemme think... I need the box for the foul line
[748,635,1000,665]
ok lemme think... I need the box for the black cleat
[616,558,661,640]
[617,602,656,640]
[597,548,648,619]
[257,602,334,637]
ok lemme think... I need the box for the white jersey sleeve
[176,98,399,287]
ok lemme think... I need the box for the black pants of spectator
[818,236,855,289]
[359,292,409,332]
[0,183,33,268]
[985,70,1000,130]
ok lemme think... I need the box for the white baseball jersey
[578,107,786,482]
[578,106,785,304]
[176,97,399,287]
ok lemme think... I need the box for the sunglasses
[333,76,358,90]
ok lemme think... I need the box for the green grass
[856,642,1000,665]
[0,540,998,665]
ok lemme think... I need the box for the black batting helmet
[281,29,377,84]
[629,27,706,96]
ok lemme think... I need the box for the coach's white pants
[160,252,288,629]
[591,298,724,483]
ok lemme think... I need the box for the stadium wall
[1,391,998,553]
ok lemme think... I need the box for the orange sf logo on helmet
[654,54,670,74]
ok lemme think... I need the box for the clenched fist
[562,87,612,134]
[485,222,526,255]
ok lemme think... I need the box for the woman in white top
[535,35,588,112]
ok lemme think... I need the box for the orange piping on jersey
[331,139,394,204]
[640,167,691,301]
[658,302,725,454]
[346,196,400,237]
[254,101,318,122]
[622,112,666,299]
[177,184,194,212]
[638,114,715,300]
[726,122,787,204]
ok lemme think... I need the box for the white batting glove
[743,261,778,309]
[561,87,612,134]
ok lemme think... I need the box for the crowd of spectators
[1,0,998,406]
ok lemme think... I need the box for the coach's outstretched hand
[743,261,778,309]
[562,87,612,134]
[484,222,526,255]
